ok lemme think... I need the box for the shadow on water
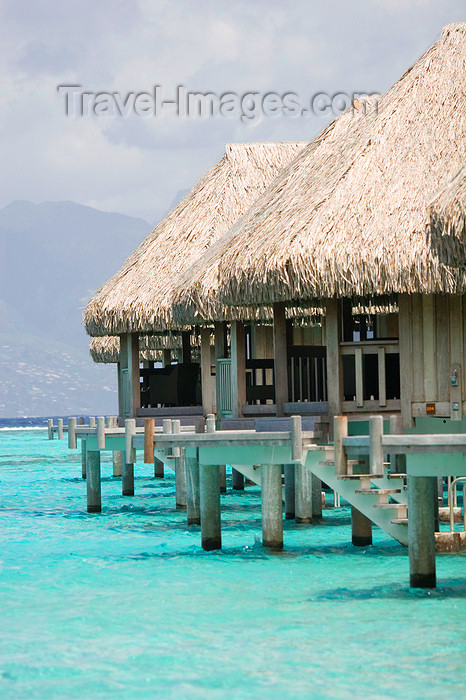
[313,578,466,601]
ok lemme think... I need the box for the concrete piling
[219,465,227,493]
[47,419,54,440]
[295,463,312,523]
[154,456,164,478]
[86,450,101,513]
[389,414,406,474]
[261,463,283,549]
[89,416,96,429]
[408,476,436,588]
[57,418,64,440]
[284,464,295,520]
[369,415,384,475]
[122,419,136,496]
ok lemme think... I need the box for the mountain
[0,201,151,417]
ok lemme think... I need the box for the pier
[51,413,466,589]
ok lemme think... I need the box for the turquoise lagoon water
[1,429,465,699]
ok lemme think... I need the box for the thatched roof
[175,23,466,310]
[84,142,306,336]
[427,165,466,265]
[89,332,201,364]
[172,99,380,323]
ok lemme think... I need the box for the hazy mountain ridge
[0,201,151,417]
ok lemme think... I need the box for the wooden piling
[81,439,87,479]
[186,420,204,526]
[334,416,348,475]
[389,414,406,474]
[312,474,323,521]
[295,463,312,523]
[261,463,283,549]
[232,469,244,490]
[68,417,77,449]
[351,506,373,546]
[408,476,436,588]
[284,464,295,519]
[144,418,155,463]
[86,450,101,513]
[172,420,187,510]
[369,415,384,475]
[112,451,122,477]
[199,413,221,549]
[97,416,106,450]
[122,419,136,496]
[57,418,64,440]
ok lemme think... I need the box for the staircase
[307,447,409,545]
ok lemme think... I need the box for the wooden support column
[122,418,136,496]
[186,418,204,526]
[295,464,312,523]
[163,349,171,367]
[81,439,87,479]
[230,321,246,418]
[261,463,283,549]
[351,506,373,547]
[86,450,101,513]
[119,333,141,418]
[449,295,463,421]
[214,321,228,359]
[284,464,295,519]
[273,302,288,417]
[398,294,414,428]
[200,327,213,416]
[200,416,221,550]
[182,330,191,365]
[390,414,406,474]
[172,419,187,510]
[312,475,323,521]
[408,475,436,588]
[325,299,342,433]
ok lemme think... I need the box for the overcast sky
[1,0,464,225]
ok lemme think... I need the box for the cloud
[0,0,462,222]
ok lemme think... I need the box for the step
[391,518,408,525]
[338,474,383,480]
[355,489,401,495]
[387,473,406,479]
[319,460,335,466]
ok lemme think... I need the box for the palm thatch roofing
[427,165,466,265]
[84,142,306,337]
[89,332,201,364]
[174,23,466,312]
[172,98,380,323]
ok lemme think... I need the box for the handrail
[447,477,466,532]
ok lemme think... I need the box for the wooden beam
[200,327,213,416]
[181,330,192,365]
[398,294,414,428]
[273,302,288,417]
[325,298,342,426]
[230,321,246,418]
[378,346,386,407]
[422,296,436,401]
[355,347,364,407]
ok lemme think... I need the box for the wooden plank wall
[399,294,465,424]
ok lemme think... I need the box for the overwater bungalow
[83,142,305,421]
[173,23,466,435]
